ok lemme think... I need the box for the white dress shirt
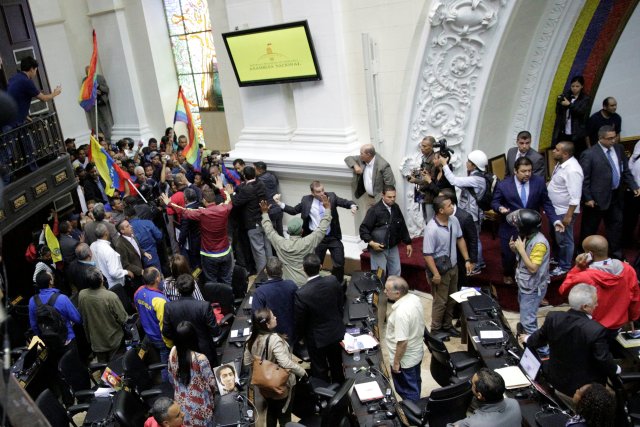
[363,155,376,196]
[90,239,128,288]
[629,141,640,187]
[308,198,324,231]
[547,156,583,214]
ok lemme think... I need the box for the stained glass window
[163,0,224,143]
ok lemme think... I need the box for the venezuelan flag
[173,86,201,171]
[88,135,130,196]
[78,30,98,112]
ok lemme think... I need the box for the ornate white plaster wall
[592,4,640,138]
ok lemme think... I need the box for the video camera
[434,138,453,158]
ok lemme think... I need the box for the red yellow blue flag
[78,30,98,112]
[88,135,130,196]
[173,86,201,171]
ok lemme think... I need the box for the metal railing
[1,113,64,177]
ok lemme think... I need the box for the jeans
[391,361,422,402]
[518,288,548,356]
[152,340,171,383]
[554,214,575,270]
[201,251,233,285]
[370,245,401,277]
[247,225,272,274]
[475,221,485,267]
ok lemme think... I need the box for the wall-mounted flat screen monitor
[222,21,322,87]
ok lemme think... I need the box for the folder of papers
[494,366,531,389]
[341,333,379,354]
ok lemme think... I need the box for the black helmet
[506,209,541,236]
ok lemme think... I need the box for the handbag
[251,335,290,399]
[427,221,454,277]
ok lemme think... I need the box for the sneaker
[550,258,559,266]
[550,267,568,277]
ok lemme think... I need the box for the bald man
[560,235,640,334]
[344,144,395,205]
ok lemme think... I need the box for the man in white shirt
[384,275,425,402]
[344,144,395,207]
[90,223,133,289]
[547,141,583,276]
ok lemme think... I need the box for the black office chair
[232,264,249,299]
[424,329,480,387]
[58,347,108,403]
[613,372,640,427]
[401,380,473,427]
[293,377,356,427]
[112,389,150,427]
[122,348,173,401]
[35,389,90,427]
[202,282,241,315]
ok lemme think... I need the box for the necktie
[520,182,527,207]
[318,200,330,235]
[606,148,620,189]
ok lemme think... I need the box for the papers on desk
[229,327,251,342]
[494,366,531,389]
[341,333,379,354]
[479,330,504,340]
[354,381,384,402]
[450,287,481,303]
[616,332,640,348]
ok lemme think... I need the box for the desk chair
[113,389,150,427]
[424,329,480,387]
[122,348,173,402]
[35,389,89,427]
[57,347,107,403]
[232,265,249,299]
[202,282,243,315]
[401,380,473,427]
[291,377,356,427]
[614,372,640,427]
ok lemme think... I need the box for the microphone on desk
[365,356,376,377]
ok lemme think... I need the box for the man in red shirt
[161,184,234,284]
[560,235,640,334]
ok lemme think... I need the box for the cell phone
[584,252,593,263]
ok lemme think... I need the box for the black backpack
[34,293,68,351]
[470,171,499,211]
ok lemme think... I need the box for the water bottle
[353,341,364,361]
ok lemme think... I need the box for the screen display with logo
[222,21,321,87]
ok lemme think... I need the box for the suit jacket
[580,143,638,210]
[283,192,354,240]
[552,92,591,143]
[231,180,266,230]
[344,154,396,202]
[294,275,344,348]
[162,296,220,366]
[455,207,478,263]
[59,234,80,264]
[114,235,144,277]
[491,175,560,229]
[84,220,118,246]
[505,147,546,178]
[359,200,411,248]
[527,309,618,396]
[82,176,108,204]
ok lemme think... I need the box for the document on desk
[450,287,481,303]
[354,381,384,402]
[479,330,504,340]
[494,366,531,389]
[230,327,251,338]
[341,333,379,353]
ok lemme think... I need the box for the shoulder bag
[251,335,290,399]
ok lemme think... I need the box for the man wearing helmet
[439,149,488,275]
[507,208,550,355]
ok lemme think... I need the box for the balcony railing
[1,113,64,180]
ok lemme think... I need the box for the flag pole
[127,178,148,204]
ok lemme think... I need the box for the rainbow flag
[173,86,201,171]
[78,30,98,112]
[88,135,130,196]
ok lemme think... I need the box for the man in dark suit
[344,143,396,205]
[114,219,150,286]
[294,253,345,383]
[491,157,563,284]
[67,243,95,292]
[277,180,357,283]
[505,131,546,178]
[162,274,220,367]
[579,125,640,260]
[83,162,109,205]
[439,188,477,287]
[523,284,619,401]
[231,166,271,274]
[178,188,201,269]
[59,220,80,264]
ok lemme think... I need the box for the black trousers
[307,341,345,384]
[579,193,624,259]
[315,235,345,283]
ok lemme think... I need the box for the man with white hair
[522,284,619,403]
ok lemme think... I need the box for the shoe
[503,276,514,285]
[540,298,551,307]
[550,267,568,277]
[444,327,461,338]
[550,258,559,266]
[430,329,451,341]
[516,322,525,335]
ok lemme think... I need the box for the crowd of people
[16,69,640,427]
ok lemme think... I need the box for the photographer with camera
[440,149,488,275]
[552,75,591,157]
[407,136,437,223]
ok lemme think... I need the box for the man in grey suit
[344,144,395,206]
[505,131,546,179]
[579,125,640,259]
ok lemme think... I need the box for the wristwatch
[464,259,471,263]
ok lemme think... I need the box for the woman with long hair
[243,308,307,427]
[163,255,204,302]
[567,383,616,427]
[168,320,216,427]
[553,75,591,157]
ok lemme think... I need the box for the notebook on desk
[495,347,541,389]
[467,294,498,313]
[349,302,370,321]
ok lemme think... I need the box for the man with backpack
[440,150,490,275]
[29,270,82,359]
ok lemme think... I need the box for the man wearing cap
[260,196,332,286]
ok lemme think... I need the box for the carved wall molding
[403,0,509,236]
